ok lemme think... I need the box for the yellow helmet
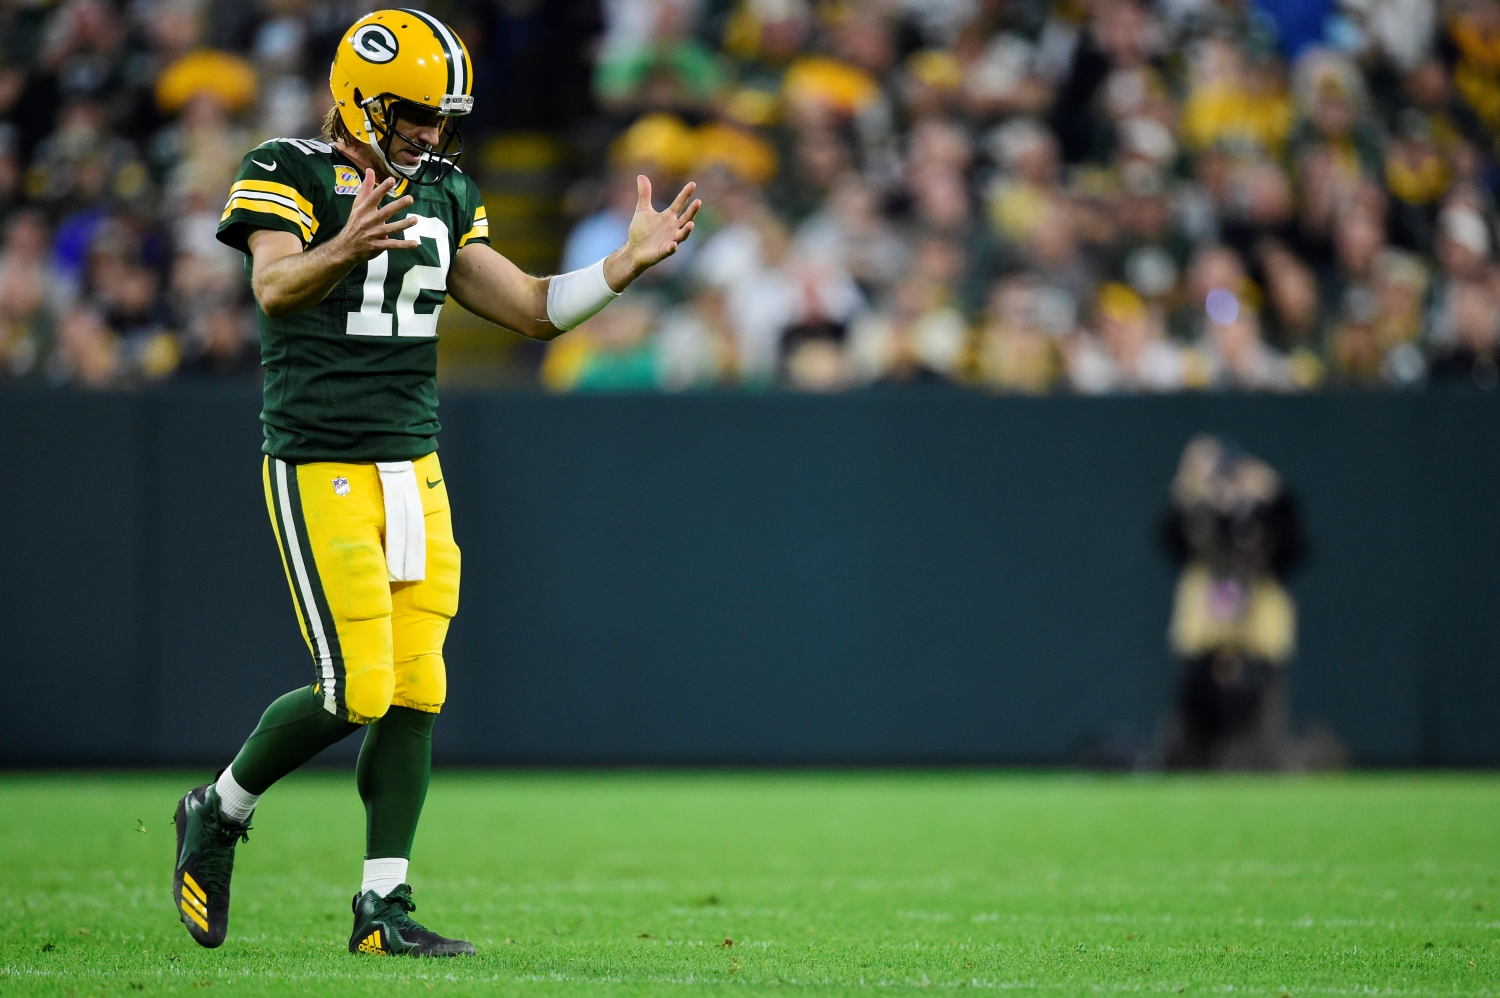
[329,9,474,185]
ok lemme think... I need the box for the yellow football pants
[262,453,460,723]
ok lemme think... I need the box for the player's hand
[332,169,419,263]
[624,176,700,274]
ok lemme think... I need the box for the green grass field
[0,771,1496,997]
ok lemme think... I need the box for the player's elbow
[254,280,295,319]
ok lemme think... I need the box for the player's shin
[348,709,472,958]
[228,685,362,796]
[356,705,435,877]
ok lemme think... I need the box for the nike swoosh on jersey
[426,478,443,489]
[252,158,277,171]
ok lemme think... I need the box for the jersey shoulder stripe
[221,195,313,243]
[222,181,319,242]
[217,138,338,253]
[458,204,487,247]
[229,179,316,219]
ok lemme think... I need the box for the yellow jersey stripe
[221,198,313,243]
[223,186,318,235]
[458,221,488,247]
[225,190,317,231]
[229,179,315,218]
[473,205,487,221]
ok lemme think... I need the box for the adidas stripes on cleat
[349,884,475,956]
[172,784,251,948]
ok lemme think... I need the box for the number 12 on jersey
[347,214,451,338]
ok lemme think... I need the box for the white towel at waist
[376,461,427,582]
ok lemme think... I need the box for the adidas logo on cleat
[179,874,209,931]
[356,929,385,955]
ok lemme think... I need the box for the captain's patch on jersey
[334,165,361,195]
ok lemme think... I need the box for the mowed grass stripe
[0,771,1495,997]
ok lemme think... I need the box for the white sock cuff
[362,857,409,898]
[213,768,259,823]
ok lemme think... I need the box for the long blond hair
[322,103,356,146]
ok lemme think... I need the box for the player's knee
[343,666,396,722]
[392,653,446,713]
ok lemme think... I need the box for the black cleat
[172,784,251,948]
[349,884,475,956]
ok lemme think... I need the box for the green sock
[356,706,435,860]
[229,686,361,795]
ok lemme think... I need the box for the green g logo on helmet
[352,24,399,64]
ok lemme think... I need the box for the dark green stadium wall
[2,388,1497,767]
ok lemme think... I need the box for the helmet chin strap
[362,109,420,181]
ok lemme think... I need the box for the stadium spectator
[1428,271,1500,389]
[563,171,641,274]
[1067,281,1191,393]
[542,294,662,392]
[1199,304,1299,392]
[1255,239,1323,356]
[0,210,56,379]
[975,273,1064,393]
[655,284,739,390]
[595,0,726,113]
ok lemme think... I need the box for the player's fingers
[377,216,420,236]
[370,237,421,250]
[363,173,396,202]
[350,171,378,213]
[678,198,702,225]
[667,181,696,215]
[677,219,695,240]
[636,174,652,213]
[373,195,416,222]
[353,178,396,220]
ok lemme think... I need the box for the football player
[172,9,698,957]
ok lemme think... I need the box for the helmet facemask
[359,93,467,186]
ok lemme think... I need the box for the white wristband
[546,258,620,331]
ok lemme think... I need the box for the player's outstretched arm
[445,241,554,338]
[248,169,419,318]
[448,175,700,341]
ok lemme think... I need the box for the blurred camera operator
[1159,434,1311,768]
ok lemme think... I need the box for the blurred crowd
[0,0,598,390]
[551,0,1500,393]
[0,0,359,386]
[11,0,1500,394]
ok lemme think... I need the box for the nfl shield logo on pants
[332,476,350,496]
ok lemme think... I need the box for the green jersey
[216,137,489,463]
